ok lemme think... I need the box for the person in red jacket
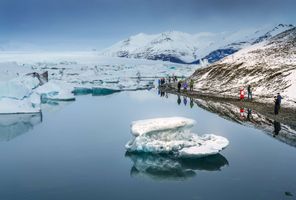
[240,88,245,100]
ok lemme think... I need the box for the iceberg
[92,87,120,96]
[0,97,40,114]
[0,72,44,114]
[126,117,229,158]
[34,81,75,101]
[130,117,195,136]
[0,75,40,100]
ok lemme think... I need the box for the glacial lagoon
[0,90,296,200]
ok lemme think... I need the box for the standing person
[276,93,283,108]
[274,93,283,115]
[239,88,245,100]
[161,78,165,85]
[183,81,188,91]
[247,85,252,100]
[177,81,182,92]
[189,79,194,91]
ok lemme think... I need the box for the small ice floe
[0,75,41,114]
[73,87,120,96]
[35,81,75,101]
[0,97,41,114]
[125,117,229,158]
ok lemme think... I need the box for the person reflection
[239,107,245,120]
[190,98,194,108]
[183,96,187,106]
[273,120,281,137]
[177,95,181,105]
[246,108,252,121]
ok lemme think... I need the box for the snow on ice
[126,117,229,158]
[0,53,197,113]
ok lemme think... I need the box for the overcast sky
[0,0,295,50]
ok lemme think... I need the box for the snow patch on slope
[102,24,294,63]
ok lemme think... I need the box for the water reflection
[126,152,229,181]
[0,113,42,142]
[159,93,296,148]
[183,96,187,106]
[273,121,281,137]
[177,95,181,105]
[191,97,296,147]
[190,98,194,108]
[246,108,252,121]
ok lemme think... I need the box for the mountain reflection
[0,113,42,142]
[125,152,229,181]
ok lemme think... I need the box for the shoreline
[160,84,296,130]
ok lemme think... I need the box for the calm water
[0,90,296,200]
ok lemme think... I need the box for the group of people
[158,75,179,87]
[158,77,166,86]
[177,79,194,92]
[177,95,195,108]
[239,85,253,100]
[240,85,283,115]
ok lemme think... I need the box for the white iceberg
[131,117,195,136]
[0,97,40,114]
[126,117,229,158]
[0,74,41,114]
[0,75,40,100]
[34,81,75,101]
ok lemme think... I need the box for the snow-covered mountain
[189,27,296,105]
[101,24,294,64]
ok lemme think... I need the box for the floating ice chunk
[73,87,93,95]
[0,75,41,114]
[92,87,120,96]
[126,117,229,158]
[0,75,40,100]
[0,97,41,114]
[179,134,230,158]
[34,81,75,101]
[131,117,195,136]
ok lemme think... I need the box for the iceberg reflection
[0,113,42,141]
[125,152,228,181]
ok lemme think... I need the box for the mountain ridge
[101,24,294,64]
[189,27,296,105]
